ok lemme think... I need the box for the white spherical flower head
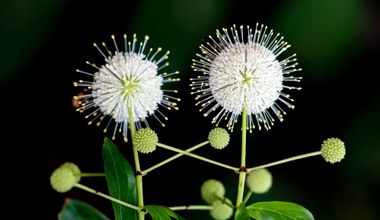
[246,168,273,194]
[200,179,225,205]
[74,34,180,141]
[191,24,302,131]
[210,198,233,220]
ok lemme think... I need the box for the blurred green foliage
[272,0,369,84]
[0,0,65,85]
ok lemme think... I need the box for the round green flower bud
[60,162,81,183]
[321,137,345,163]
[208,127,230,150]
[50,162,81,193]
[210,198,233,220]
[134,128,158,153]
[246,168,272,194]
[201,179,225,204]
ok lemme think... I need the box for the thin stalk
[156,143,238,172]
[247,151,322,172]
[80,173,105,177]
[169,205,212,211]
[74,183,140,211]
[128,102,145,220]
[242,191,252,204]
[142,141,209,175]
[235,108,247,209]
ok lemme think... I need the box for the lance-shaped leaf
[103,137,138,220]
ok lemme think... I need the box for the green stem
[242,191,252,204]
[169,205,212,211]
[156,142,238,172]
[247,151,322,172]
[128,103,145,220]
[80,173,105,177]
[235,108,247,209]
[74,183,140,211]
[142,141,209,175]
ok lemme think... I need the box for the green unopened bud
[210,198,233,220]
[208,127,230,150]
[321,137,345,163]
[60,162,81,183]
[50,162,81,193]
[201,179,225,204]
[134,128,158,153]
[246,168,272,194]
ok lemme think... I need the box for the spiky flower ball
[208,127,230,149]
[134,128,158,153]
[321,138,345,163]
[210,198,233,220]
[246,168,272,194]
[50,162,81,193]
[74,34,180,141]
[201,179,225,204]
[191,23,301,131]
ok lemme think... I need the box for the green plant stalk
[142,141,209,175]
[235,108,247,210]
[80,173,105,177]
[128,103,145,220]
[242,191,252,204]
[74,183,140,211]
[247,151,322,172]
[156,142,238,171]
[169,205,212,211]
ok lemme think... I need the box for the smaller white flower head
[74,34,180,141]
[191,24,302,131]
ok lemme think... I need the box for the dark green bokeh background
[1,0,379,219]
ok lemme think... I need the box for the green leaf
[58,198,109,220]
[235,203,251,220]
[272,0,367,83]
[103,137,138,220]
[247,201,314,220]
[145,205,185,220]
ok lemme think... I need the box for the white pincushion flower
[191,24,301,131]
[74,34,180,141]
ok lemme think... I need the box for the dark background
[1,0,379,219]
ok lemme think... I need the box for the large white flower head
[74,34,180,141]
[191,24,302,131]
